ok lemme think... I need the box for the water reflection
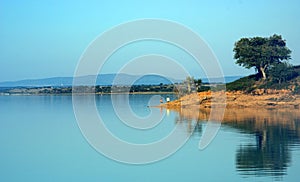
[172,107,300,179]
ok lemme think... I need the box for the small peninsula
[162,34,300,110]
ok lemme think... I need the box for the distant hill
[0,74,177,87]
[201,76,242,84]
[0,74,242,87]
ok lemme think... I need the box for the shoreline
[0,92,176,96]
[160,91,300,109]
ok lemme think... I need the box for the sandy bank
[161,91,300,109]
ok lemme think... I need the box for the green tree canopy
[233,34,291,80]
[268,62,298,84]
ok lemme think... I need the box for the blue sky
[1,0,300,82]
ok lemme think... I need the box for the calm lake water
[1,95,300,181]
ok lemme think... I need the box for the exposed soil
[161,90,300,110]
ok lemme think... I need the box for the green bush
[268,62,298,84]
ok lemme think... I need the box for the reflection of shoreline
[172,106,299,121]
[172,107,300,178]
[171,107,300,135]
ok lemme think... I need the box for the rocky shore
[162,90,300,109]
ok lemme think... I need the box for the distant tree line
[2,84,179,95]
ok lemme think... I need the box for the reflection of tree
[226,118,300,178]
[193,122,203,137]
[172,107,300,178]
[174,112,203,136]
[175,113,210,143]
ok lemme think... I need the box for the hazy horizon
[0,72,245,83]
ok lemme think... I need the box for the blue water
[0,95,300,181]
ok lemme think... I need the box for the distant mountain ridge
[0,74,242,87]
[0,74,177,87]
[201,76,242,84]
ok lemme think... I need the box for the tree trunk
[187,82,191,93]
[259,66,267,80]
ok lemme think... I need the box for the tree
[194,78,202,92]
[268,62,298,84]
[233,34,291,80]
[184,76,195,94]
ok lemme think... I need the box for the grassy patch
[226,74,257,92]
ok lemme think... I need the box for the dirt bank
[161,90,300,109]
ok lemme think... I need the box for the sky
[1,0,300,82]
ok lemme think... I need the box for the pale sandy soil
[161,91,300,109]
